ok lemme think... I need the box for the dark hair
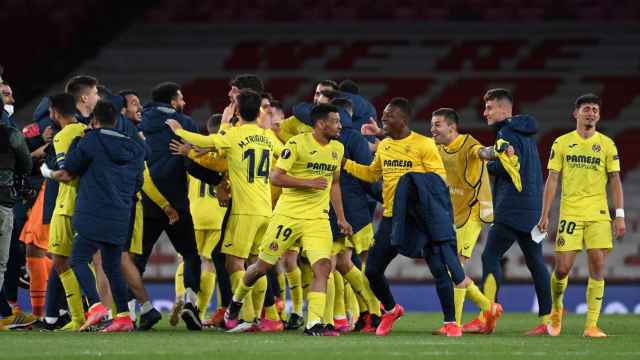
[260,92,273,102]
[236,89,262,122]
[310,103,339,125]
[151,82,181,104]
[432,108,459,126]
[97,85,113,99]
[330,98,353,116]
[319,89,340,102]
[230,74,264,93]
[339,79,359,94]
[318,80,338,90]
[65,75,98,102]
[388,97,412,117]
[574,93,601,110]
[49,93,77,117]
[207,114,222,132]
[118,89,139,99]
[270,99,283,112]
[93,100,118,127]
[483,88,513,104]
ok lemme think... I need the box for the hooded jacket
[390,172,456,258]
[64,128,145,245]
[139,102,197,216]
[488,115,543,233]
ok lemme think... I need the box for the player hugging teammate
[0,73,625,339]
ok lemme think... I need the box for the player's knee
[311,258,331,278]
[554,265,570,280]
[335,255,352,274]
[53,257,69,273]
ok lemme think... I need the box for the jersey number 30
[243,149,270,183]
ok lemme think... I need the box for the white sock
[184,288,198,305]
[141,301,153,315]
[128,300,138,321]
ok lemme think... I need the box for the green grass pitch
[2,313,639,360]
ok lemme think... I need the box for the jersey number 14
[243,149,270,183]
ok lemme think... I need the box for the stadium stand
[9,13,639,282]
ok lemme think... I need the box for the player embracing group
[0,71,625,339]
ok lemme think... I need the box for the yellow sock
[344,266,380,316]
[551,272,568,310]
[60,269,85,323]
[116,311,130,318]
[345,283,360,320]
[110,300,118,318]
[277,271,286,301]
[286,268,303,315]
[466,282,491,312]
[300,262,313,300]
[585,278,604,328]
[251,276,268,318]
[197,270,216,319]
[333,272,346,319]
[454,288,466,326]
[361,264,381,316]
[541,314,551,325]
[264,305,280,321]
[323,272,335,326]
[479,274,497,322]
[306,291,326,329]
[175,262,185,299]
[231,270,255,322]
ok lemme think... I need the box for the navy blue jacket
[391,172,456,259]
[139,102,197,216]
[329,111,376,238]
[65,128,145,245]
[1,109,16,129]
[292,92,377,131]
[28,97,59,224]
[488,115,543,233]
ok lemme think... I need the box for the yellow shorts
[456,219,483,258]
[346,223,374,254]
[48,215,74,257]
[555,219,612,252]
[196,229,221,259]
[259,214,332,266]
[129,201,143,255]
[332,239,344,256]
[221,214,269,259]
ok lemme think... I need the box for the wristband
[40,163,53,179]
[615,208,625,218]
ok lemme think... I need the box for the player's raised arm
[166,118,222,149]
[608,171,625,239]
[342,146,381,183]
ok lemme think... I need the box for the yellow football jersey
[274,132,344,220]
[548,130,620,221]
[188,175,226,230]
[278,115,313,143]
[344,131,446,217]
[438,134,493,227]
[176,123,283,216]
[52,122,87,216]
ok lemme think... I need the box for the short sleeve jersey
[548,131,620,221]
[274,133,344,220]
